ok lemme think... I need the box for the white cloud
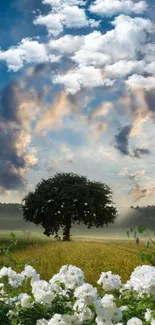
[53,66,115,94]
[73,49,111,68]
[34,12,64,36]
[104,60,146,77]
[43,0,85,7]
[48,35,84,55]
[109,15,152,60]
[126,74,155,90]
[0,48,24,72]
[0,38,48,72]
[34,4,99,36]
[19,38,48,64]
[145,62,155,74]
[0,0,154,100]
[72,16,153,70]
[89,0,148,17]
[141,43,155,63]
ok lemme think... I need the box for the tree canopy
[22,172,117,241]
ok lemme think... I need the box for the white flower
[97,271,121,291]
[32,280,54,305]
[21,265,40,283]
[19,293,33,308]
[50,265,85,290]
[0,266,10,278]
[127,317,142,325]
[120,305,128,311]
[145,308,152,321]
[151,320,155,325]
[0,267,25,288]
[7,310,19,320]
[95,314,113,325]
[73,299,94,322]
[37,319,48,325]
[112,308,123,322]
[100,294,122,322]
[74,283,98,304]
[48,314,74,325]
[124,265,155,295]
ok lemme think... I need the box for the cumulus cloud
[72,15,152,69]
[89,0,148,16]
[48,35,84,55]
[0,38,48,72]
[126,75,155,90]
[141,43,155,63]
[53,66,114,94]
[0,0,155,204]
[43,0,85,7]
[104,60,146,77]
[34,2,99,36]
[0,3,153,99]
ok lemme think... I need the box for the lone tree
[22,173,117,241]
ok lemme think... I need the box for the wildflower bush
[1,263,155,325]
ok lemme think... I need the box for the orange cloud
[35,92,70,135]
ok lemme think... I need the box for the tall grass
[1,235,147,286]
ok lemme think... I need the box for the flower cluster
[0,264,155,325]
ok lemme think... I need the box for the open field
[0,232,149,286]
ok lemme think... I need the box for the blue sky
[0,0,155,212]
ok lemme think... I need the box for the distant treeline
[0,203,22,218]
[131,205,155,209]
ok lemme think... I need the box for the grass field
[0,232,148,286]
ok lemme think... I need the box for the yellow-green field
[0,233,149,286]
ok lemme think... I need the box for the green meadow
[0,231,148,286]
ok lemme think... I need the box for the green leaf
[137,226,146,234]
[146,241,150,249]
[9,232,16,239]
[140,253,152,262]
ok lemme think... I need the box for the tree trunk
[63,219,71,241]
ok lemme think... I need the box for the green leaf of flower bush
[137,226,146,234]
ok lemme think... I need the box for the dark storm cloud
[133,148,150,159]
[1,82,20,123]
[0,80,38,191]
[115,125,150,158]
[145,90,155,113]
[33,63,48,75]
[115,125,131,156]
[0,121,27,190]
